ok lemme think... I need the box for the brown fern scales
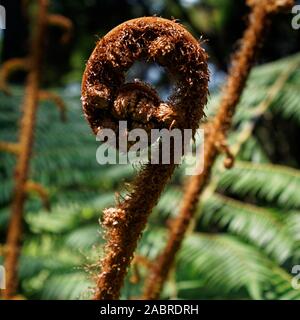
[81,17,209,300]
[81,17,209,142]
[247,0,294,12]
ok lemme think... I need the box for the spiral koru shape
[81,17,209,300]
[82,17,209,140]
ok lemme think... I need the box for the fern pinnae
[219,161,300,209]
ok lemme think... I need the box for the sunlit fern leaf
[263,267,300,300]
[39,271,93,300]
[26,203,87,233]
[17,237,88,295]
[218,161,300,209]
[283,212,300,264]
[136,227,167,260]
[26,193,115,233]
[273,81,300,123]
[18,255,68,279]
[201,194,295,263]
[177,233,294,300]
[65,224,102,251]
[206,53,300,125]
[154,187,182,219]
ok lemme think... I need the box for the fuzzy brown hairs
[81,17,209,300]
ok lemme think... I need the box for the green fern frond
[201,194,295,263]
[218,161,300,209]
[177,233,296,300]
[39,272,92,300]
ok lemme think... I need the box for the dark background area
[1,0,300,84]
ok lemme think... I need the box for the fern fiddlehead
[142,0,294,300]
[81,17,209,300]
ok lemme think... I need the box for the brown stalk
[39,90,67,121]
[142,0,294,300]
[0,58,29,95]
[2,0,73,299]
[25,180,50,211]
[47,14,73,44]
[130,255,154,284]
[81,17,209,300]
[0,142,21,155]
[2,0,49,300]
